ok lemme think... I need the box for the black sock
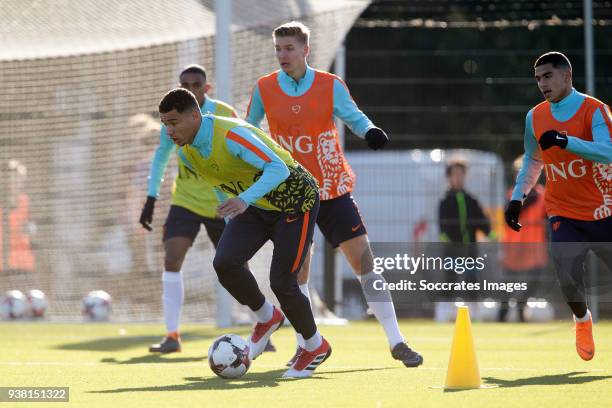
[568,302,588,319]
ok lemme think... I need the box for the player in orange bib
[505,52,612,361]
[247,21,422,368]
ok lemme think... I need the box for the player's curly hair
[158,88,199,114]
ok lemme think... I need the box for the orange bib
[502,185,548,271]
[532,97,612,220]
[0,194,35,272]
[258,70,355,200]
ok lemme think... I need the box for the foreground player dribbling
[159,87,330,378]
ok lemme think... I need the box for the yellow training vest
[181,116,318,214]
[171,99,237,217]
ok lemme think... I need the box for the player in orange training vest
[506,52,612,361]
[247,21,422,368]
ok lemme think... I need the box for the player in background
[159,88,330,378]
[140,65,273,354]
[247,21,422,368]
[437,160,493,322]
[505,52,612,360]
[499,155,547,322]
[438,160,493,245]
[0,159,35,273]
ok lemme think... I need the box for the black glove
[539,130,568,150]
[365,127,388,150]
[139,196,156,231]
[504,200,523,232]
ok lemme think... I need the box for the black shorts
[549,215,612,303]
[317,193,367,248]
[163,205,226,247]
[213,197,320,338]
[216,198,320,276]
[550,215,612,243]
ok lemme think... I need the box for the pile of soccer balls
[0,289,48,319]
[0,289,113,321]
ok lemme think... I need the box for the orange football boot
[575,316,594,361]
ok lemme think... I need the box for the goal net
[0,0,370,322]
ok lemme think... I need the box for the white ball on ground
[208,334,251,379]
[0,290,28,319]
[524,298,555,322]
[81,290,112,321]
[478,299,501,322]
[27,289,48,318]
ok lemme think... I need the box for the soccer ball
[524,298,555,322]
[26,289,48,318]
[208,334,251,379]
[477,299,501,322]
[0,290,28,319]
[81,290,112,321]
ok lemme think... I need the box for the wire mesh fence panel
[0,0,370,322]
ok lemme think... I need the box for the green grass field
[1,320,611,408]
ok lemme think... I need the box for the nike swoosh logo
[351,224,362,232]
[556,135,565,140]
[286,216,299,223]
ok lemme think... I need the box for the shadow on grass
[91,369,313,392]
[525,326,568,337]
[90,367,396,393]
[54,328,251,352]
[317,367,402,377]
[483,371,612,388]
[101,354,206,365]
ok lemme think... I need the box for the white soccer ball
[524,298,555,323]
[26,289,48,318]
[82,290,112,321]
[477,299,501,322]
[208,334,251,379]
[0,290,28,319]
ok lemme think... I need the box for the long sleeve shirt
[512,88,612,201]
[246,65,374,137]
[177,115,289,206]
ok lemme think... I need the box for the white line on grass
[252,364,611,373]
[0,361,609,373]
